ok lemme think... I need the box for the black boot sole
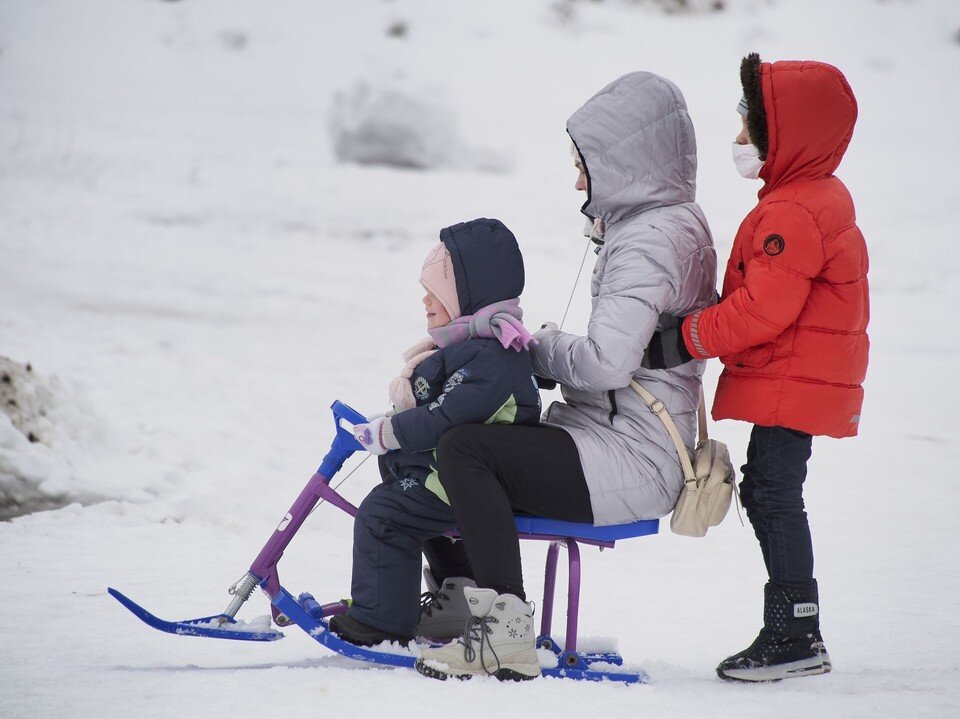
[717,655,832,683]
[415,658,538,682]
[415,658,473,681]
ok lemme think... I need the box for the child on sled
[328,218,541,658]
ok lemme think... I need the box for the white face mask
[732,142,764,179]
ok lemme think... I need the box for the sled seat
[513,515,659,670]
[514,515,658,545]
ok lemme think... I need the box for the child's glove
[353,416,400,455]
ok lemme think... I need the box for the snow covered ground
[2,0,959,716]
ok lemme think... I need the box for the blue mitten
[353,416,400,455]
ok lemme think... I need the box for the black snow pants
[429,423,594,600]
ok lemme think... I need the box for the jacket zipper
[607,389,618,425]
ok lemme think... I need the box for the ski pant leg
[347,480,458,637]
[738,425,815,587]
[436,423,593,600]
[378,454,474,585]
[380,456,475,585]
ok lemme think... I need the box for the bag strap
[629,380,697,484]
[631,381,745,525]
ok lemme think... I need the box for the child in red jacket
[646,54,869,682]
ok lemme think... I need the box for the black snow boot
[717,580,832,682]
[328,613,411,648]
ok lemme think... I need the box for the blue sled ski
[109,585,647,682]
[108,587,284,642]
[273,588,648,683]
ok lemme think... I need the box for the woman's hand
[534,323,560,389]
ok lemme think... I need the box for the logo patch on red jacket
[763,234,785,256]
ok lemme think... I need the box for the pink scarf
[428,298,535,350]
[388,298,536,411]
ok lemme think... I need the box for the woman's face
[574,155,588,193]
[423,290,451,330]
[735,115,751,146]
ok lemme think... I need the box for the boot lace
[419,588,449,619]
[460,615,501,675]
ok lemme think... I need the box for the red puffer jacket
[682,60,869,438]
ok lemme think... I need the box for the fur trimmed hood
[740,53,768,159]
[740,53,858,198]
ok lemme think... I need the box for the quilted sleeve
[532,232,678,391]
[683,201,825,359]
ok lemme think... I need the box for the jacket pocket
[721,342,775,370]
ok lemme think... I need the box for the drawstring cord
[559,237,594,332]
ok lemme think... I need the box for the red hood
[758,60,858,198]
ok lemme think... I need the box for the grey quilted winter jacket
[532,72,717,526]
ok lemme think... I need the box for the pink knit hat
[420,242,461,320]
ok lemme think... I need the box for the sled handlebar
[317,401,368,478]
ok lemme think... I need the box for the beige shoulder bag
[630,381,737,537]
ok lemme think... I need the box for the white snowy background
[2,0,958,716]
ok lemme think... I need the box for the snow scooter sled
[109,400,659,683]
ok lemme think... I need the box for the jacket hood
[755,59,858,197]
[566,71,698,225]
[439,218,524,316]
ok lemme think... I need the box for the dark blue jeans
[739,425,815,588]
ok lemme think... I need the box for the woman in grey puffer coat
[416,72,717,681]
[537,71,717,525]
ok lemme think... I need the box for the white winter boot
[414,587,540,681]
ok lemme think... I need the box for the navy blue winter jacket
[385,219,542,502]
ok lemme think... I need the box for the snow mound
[328,81,510,172]
[0,357,106,519]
